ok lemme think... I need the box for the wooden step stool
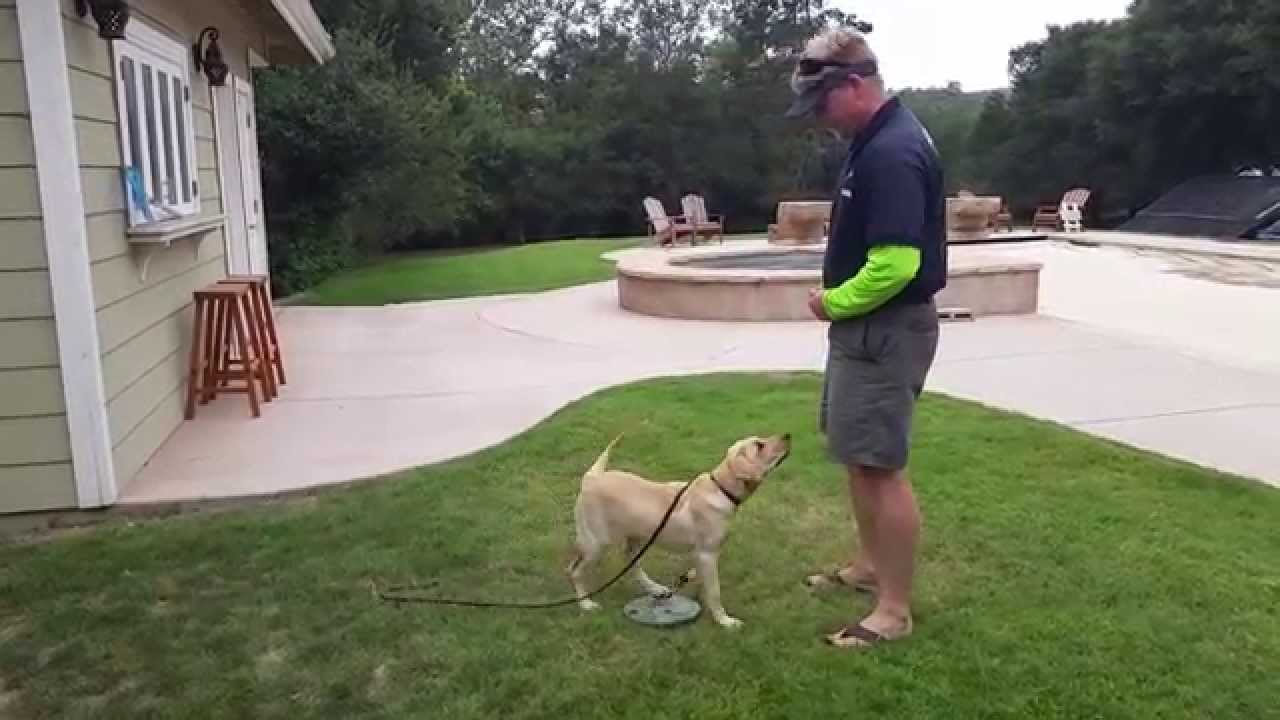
[186,282,274,419]
[218,274,286,389]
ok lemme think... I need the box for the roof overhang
[266,0,336,64]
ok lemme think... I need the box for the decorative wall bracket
[127,215,226,283]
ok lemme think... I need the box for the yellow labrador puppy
[566,433,791,628]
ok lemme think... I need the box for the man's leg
[849,464,919,638]
[824,302,937,647]
[803,468,878,590]
[811,345,878,590]
[842,469,879,585]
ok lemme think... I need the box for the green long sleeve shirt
[821,245,921,321]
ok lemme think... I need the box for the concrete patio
[120,235,1280,504]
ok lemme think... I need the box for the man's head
[786,28,887,134]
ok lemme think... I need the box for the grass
[2,374,1279,719]
[297,237,641,306]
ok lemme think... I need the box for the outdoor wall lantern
[194,27,230,87]
[75,0,130,40]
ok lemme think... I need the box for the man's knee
[849,464,902,484]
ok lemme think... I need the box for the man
[785,28,947,649]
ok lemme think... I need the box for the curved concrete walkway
[120,239,1280,504]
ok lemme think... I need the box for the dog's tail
[588,434,623,475]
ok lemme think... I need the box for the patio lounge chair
[990,200,1014,232]
[681,194,725,244]
[1032,187,1091,232]
[643,197,696,247]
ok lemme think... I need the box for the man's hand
[807,288,831,321]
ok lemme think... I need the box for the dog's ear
[728,437,766,479]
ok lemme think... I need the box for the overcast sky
[830,0,1133,91]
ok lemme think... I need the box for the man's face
[817,75,873,133]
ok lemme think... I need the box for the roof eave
[268,0,336,64]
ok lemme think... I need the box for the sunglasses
[796,58,879,78]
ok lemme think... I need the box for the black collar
[708,469,744,507]
[844,96,902,167]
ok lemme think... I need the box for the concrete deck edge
[1057,231,1280,262]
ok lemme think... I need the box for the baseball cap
[785,58,879,119]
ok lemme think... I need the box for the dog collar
[708,470,744,507]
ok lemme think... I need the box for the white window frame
[111,20,201,227]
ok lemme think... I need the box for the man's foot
[824,611,912,649]
[803,565,878,594]
[714,614,744,630]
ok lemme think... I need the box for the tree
[968,0,1280,220]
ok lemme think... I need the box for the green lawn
[297,237,641,306]
[3,374,1278,719]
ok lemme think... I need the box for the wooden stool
[218,274,286,389]
[186,283,273,419]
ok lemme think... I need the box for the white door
[214,74,267,276]
[234,77,268,275]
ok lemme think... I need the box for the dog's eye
[754,440,765,451]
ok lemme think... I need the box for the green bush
[256,29,470,292]
[267,213,360,298]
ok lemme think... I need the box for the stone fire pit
[616,243,1042,321]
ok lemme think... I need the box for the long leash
[375,476,696,609]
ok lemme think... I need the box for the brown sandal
[825,623,885,648]
[825,617,912,649]
[804,567,877,594]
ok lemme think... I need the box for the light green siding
[0,7,75,513]
[0,6,19,60]
[0,463,77,513]
[0,318,58,369]
[0,0,303,513]
[0,367,64,417]
[0,64,26,114]
[0,166,39,217]
[0,115,33,166]
[113,386,183,486]
[0,415,72,466]
[0,216,43,270]
[75,118,121,167]
[64,1,241,499]
[67,66,115,123]
[80,165,123,215]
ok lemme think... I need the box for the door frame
[212,49,269,277]
[211,77,248,275]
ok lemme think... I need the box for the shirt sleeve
[862,148,927,248]
[821,245,921,320]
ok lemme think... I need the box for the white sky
[831,0,1133,91]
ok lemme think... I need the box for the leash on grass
[374,476,695,610]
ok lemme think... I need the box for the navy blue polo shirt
[823,97,947,307]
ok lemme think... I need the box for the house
[0,0,334,515]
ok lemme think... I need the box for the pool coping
[615,241,1043,284]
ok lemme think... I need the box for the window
[113,21,199,226]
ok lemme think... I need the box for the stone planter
[947,195,1001,243]
[770,201,831,245]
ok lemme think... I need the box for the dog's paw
[715,615,744,630]
[578,599,602,612]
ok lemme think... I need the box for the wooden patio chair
[990,200,1014,232]
[1060,187,1091,232]
[643,197,695,247]
[1031,203,1060,231]
[681,194,724,245]
[1032,187,1091,232]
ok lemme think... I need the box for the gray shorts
[818,300,940,470]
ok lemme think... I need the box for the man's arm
[821,245,920,321]
[819,144,928,321]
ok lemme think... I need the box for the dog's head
[720,433,792,495]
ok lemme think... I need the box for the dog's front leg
[694,550,741,629]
